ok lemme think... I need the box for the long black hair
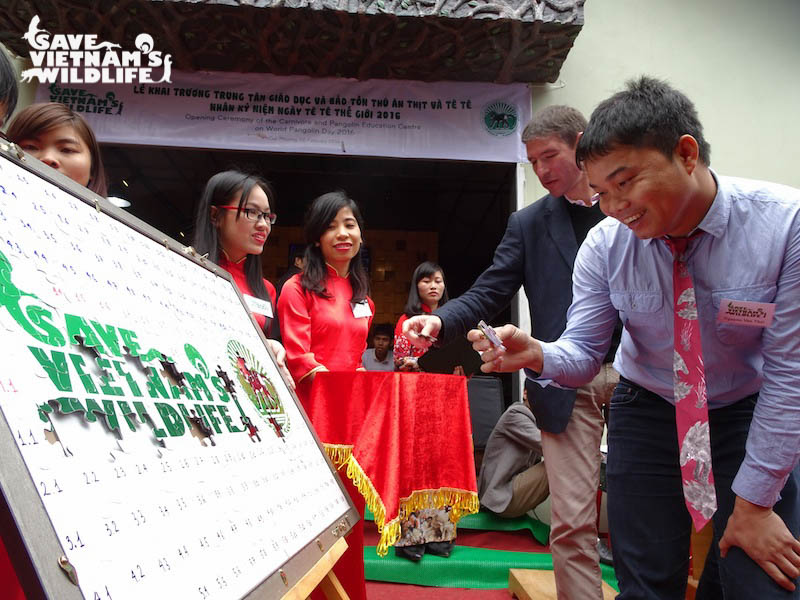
[301,190,369,303]
[192,170,276,303]
[403,261,448,317]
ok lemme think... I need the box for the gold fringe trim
[322,444,479,557]
[323,444,354,470]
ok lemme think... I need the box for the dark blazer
[436,195,606,433]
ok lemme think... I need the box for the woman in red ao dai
[278,190,373,600]
[193,170,291,383]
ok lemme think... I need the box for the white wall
[514,0,799,400]
[522,0,800,205]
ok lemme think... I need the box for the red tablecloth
[0,537,25,600]
[306,371,479,555]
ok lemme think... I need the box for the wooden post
[686,521,715,599]
[509,568,617,600]
[280,537,350,600]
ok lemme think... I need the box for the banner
[35,70,531,162]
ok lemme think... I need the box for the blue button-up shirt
[535,172,800,507]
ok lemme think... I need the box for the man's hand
[719,496,800,591]
[402,315,442,349]
[266,339,295,390]
[467,324,544,374]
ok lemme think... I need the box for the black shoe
[395,544,425,562]
[597,538,613,566]
[426,541,455,558]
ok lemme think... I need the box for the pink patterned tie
[664,234,716,531]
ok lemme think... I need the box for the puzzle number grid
[0,154,350,600]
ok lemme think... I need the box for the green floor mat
[457,510,550,546]
[364,545,619,591]
[364,507,551,546]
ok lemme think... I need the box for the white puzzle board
[0,150,353,600]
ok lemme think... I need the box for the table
[306,371,479,556]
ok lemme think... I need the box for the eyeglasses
[218,205,277,225]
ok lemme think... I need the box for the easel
[281,537,350,600]
[0,144,361,600]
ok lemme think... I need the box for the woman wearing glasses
[193,170,292,383]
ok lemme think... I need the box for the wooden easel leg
[686,521,715,599]
[509,568,617,599]
[318,571,350,600]
[282,537,349,600]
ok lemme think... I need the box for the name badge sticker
[717,299,775,328]
[243,294,273,318]
[351,301,372,319]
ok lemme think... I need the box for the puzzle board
[0,147,356,599]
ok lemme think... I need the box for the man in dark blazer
[403,105,619,599]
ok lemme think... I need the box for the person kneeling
[478,394,548,519]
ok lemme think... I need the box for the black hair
[576,76,711,166]
[0,47,18,125]
[192,170,276,304]
[301,190,369,303]
[371,323,393,339]
[403,261,448,317]
[288,243,306,265]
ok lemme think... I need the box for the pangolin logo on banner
[20,15,172,85]
[482,101,518,137]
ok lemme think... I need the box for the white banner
[35,70,530,162]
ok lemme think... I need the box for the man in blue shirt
[404,105,619,599]
[467,77,800,599]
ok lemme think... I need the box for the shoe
[395,544,425,562]
[597,538,613,566]
[426,540,455,558]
